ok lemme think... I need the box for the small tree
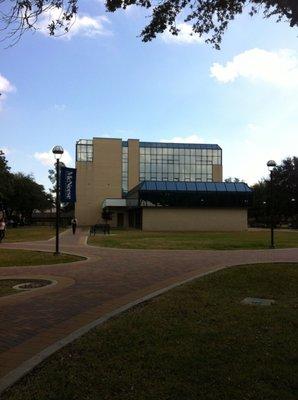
[48,162,65,195]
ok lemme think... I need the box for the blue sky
[0,2,297,190]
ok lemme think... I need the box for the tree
[0,0,297,48]
[249,157,298,227]
[48,162,65,195]
[0,150,13,210]
[8,173,53,221]
[224,177,243,183]
[0,152,53,221]
[271,156,298,225]
[48,168,56,193]
[249,180,269,226]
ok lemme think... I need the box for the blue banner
[60,167,76,203]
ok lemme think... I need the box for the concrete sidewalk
[1,229,298,391]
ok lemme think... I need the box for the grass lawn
[0,279,48,297]
[0,249,84,268]
[3,226,64,243]
[4,263,298,400]
[88,229,298,250]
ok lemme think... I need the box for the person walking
[71,218,77,235]
[0,218,6,243]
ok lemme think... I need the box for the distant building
[75,138,252,230]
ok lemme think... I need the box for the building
[75,137,252,230]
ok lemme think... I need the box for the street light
[291,198,296,228]
[52,145,64,255]
[267,160,277,249]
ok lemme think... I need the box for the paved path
[0,229,298,388]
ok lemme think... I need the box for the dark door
[117,213,124,228]
[128,210,135,228]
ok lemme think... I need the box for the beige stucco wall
[128,139,140,191]
[142,208,247,231]
[75,162,95,226]
[75,138,122,226]
[212,165,223,182]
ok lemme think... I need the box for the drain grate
[241,297,275,306]
[13,279,55,291]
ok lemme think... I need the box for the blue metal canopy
[136,181,252,193]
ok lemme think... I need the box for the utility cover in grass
[241,297,275,306]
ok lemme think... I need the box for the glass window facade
[76,139,93,162]
[122,144,128,194]
[76,139,222,194]
[139,143,221,183]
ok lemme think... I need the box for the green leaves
[0,152,53,219]
[1,0,297,46]
[251,156,298,227]
[106,0,298,49]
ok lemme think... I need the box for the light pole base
[54,252,60,256]
[269,245,275,249]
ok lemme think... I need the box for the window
[76,140,93,162]
[122,146,128,194]
[139,143,221,183]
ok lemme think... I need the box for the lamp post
[52,145,64,255]
[0,153,4,215]
[291,198,296,228]
[267,160,277,249]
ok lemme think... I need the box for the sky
[0,2,298,190]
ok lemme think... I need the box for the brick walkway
[0,229,298,386]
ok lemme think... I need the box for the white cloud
[34,149,72,167]
[0,74,16,110]
[0,74,14,94]
[54,104,66,111]
[37,8,112,39]
[160,134,205,144]
[162,23,203,45]
[210,48,298,87]
[224,120,298,185]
